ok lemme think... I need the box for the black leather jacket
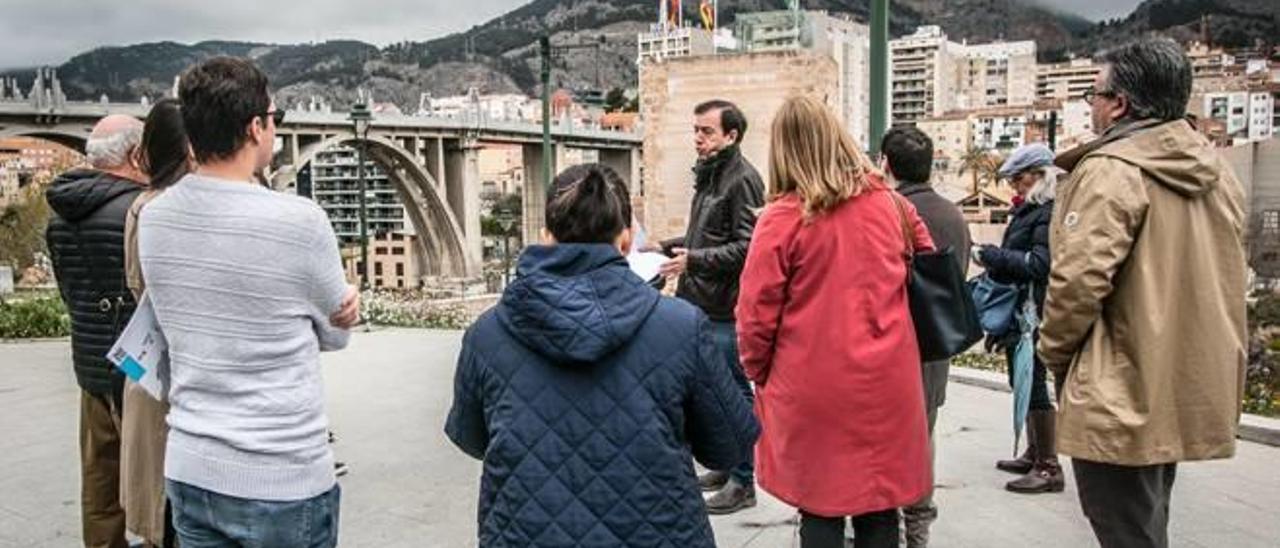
[662,146,765,321]
[45,169,143,399]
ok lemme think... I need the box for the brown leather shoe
[996,447,1035,474]
[705,479,756,515]
[1006,409,1064,493]
[1006,459,1065,493]
[698,470,729,492]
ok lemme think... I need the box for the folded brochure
[106,292,169,401]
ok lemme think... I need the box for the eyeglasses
[249,110,286,127]
[1082,88,1117,105]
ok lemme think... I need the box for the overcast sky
[1,0,1146,70]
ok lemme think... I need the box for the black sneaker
[334,461,349,477]
[697,470,730,492]
[705,478,756,515]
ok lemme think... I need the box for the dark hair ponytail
[140,98,191,190]
[545,163,632,244]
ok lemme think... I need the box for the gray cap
[998,143,1055,179]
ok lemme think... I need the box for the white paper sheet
[628,251,668,283]
[106,293,169,401]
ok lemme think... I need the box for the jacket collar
[693,145,740,189]
[895,181,935,197]
[1054,118,1171,173]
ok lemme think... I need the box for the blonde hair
[768,95,879,217]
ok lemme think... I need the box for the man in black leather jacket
[46,114,147,548]
[654,99,765,514]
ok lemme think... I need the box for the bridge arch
[0,128,89,153]
[272,134,472,278]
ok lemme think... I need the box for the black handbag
[889,194,984,362]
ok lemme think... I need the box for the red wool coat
[736,184,934,517]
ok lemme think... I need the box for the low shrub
[0,294,70,339]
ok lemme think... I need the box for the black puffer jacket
[982,200,1053,314]
[662,146,765,321]
[45,169,143,398]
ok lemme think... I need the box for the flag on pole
[699,0,714,30]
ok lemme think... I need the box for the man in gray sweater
[881,127,972,548]
[138,57,358,547]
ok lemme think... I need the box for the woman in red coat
[737,96,934,548]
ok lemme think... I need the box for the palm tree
[959,146,998,209]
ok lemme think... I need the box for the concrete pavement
[2,329,1277,547]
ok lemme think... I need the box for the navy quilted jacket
[446,244,759,547]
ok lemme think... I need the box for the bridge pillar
[425,138,446,193]
[521,143,572,245]
[289,134,301,166]
[598,148,641,194]
[411,136,424,164]
[445,140,483,275]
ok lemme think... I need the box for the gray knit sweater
[138,174,350,501]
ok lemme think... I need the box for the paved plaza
[2,329,1277,547]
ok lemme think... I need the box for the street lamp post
[540,37,553,197]
[349,101,373,290]
[498,214,517,287]
[869,0,889,158]
[538,34,607,195]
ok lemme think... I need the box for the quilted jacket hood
[46,169,141,223]
[497,244,661,364]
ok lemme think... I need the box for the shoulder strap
[887,192,914,261]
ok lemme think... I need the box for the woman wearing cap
[973,142,1064,494]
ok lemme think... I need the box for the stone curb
[949,366,1280,448]
[0,336,71,344]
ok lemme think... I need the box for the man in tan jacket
[1038,37,1247,548]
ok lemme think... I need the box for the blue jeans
[708,320,755,487]
[166,480,341,548]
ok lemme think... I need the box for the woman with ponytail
[446,163,759,547]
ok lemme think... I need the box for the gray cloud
[0,0,528,69]
[1032,0,1146,21]
[1,0,1150,70]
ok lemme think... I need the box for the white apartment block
[417,92,538,123]
[891,26,955,125]
[1201,90,1274,145]
[637,26,716,65]
[891,26,1035,126]
[971,108,1029,151]
[953,40,1037,110]
[1037,58,1101,102]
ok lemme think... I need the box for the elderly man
[46,114,147,548]
[1038,37,1247,548]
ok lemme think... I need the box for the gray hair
[1096,37,1192,122]
[85,125,143,169]
[1026,166,1061,206]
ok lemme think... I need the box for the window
[375,247,388,256]
[396,263,405,277]
[1264,210,1280,235]
[392,248,405,256]
[375,263,383,276]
